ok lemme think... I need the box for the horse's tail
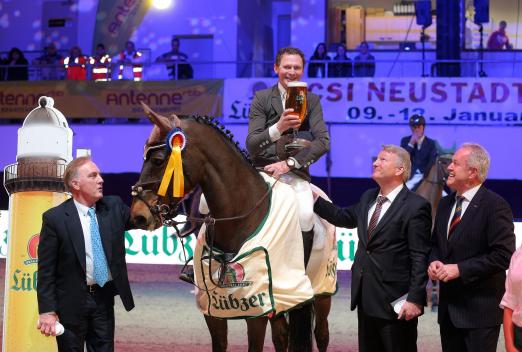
[288,300,315,352]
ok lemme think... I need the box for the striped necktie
[448,196,465,238]
[367,196,387,239]
[88,208,109,287]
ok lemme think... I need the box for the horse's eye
[151,157,164,166]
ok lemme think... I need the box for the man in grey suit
[246,46,330,266]
[428,143,515,352]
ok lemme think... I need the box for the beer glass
[285,81,307,150]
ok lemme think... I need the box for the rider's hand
[264,161,290,178]
[276,109,301,134]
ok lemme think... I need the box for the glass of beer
[285,81,307,150]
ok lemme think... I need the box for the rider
[400,114,438,191]
[246,46,330,266]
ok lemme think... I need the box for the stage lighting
[153,0,173,10]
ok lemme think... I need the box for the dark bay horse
[415,154,452,310]
[129,103,317,352]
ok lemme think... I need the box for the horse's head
[130,103,205,230]
[437,154,452,184]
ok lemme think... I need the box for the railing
[0,57,521,80]
[3,160,67,194]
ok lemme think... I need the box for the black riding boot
[302,229,314,268]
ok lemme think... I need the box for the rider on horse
[401,114,439,192]
[246,46,330,266]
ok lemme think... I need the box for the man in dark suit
[400,114,438,191]
[314,144,432,352]
[37,156,134,351]
[246,46,330,266]
[428,143,515,352]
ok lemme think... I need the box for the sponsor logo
[24,234,39,265]
[218,262,252,288]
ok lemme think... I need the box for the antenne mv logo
[218,262,252,288]
[24,233,40,265]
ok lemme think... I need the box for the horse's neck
[198,140,268,253]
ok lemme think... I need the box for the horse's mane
[183,115,254,167]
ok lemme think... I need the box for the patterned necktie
[448,196,465,238]
[88,208,109,287]
[367,196,388,239]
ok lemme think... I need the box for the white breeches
[279,173,314,232]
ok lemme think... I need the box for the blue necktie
[88,208,109,287]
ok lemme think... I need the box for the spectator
[487,20,512,50]
[33,43,64,80]
[89,43,112,82]
[5,47,29,81]
[113,41,144,81]
[307,43,330,78]
[63,46,88,80]
[156,37,193,79]
[328,43,352,77]
[354,41,376,77]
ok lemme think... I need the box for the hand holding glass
[285,81,307,150]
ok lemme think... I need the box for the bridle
[423,157,450,186]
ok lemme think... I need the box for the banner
[0,80,223,119]
[1,211,521,270]
[92,0,151,55]
[222,78,522,125]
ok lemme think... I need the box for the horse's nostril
[133,215,148,229]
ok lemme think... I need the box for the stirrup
[179,257,195,285]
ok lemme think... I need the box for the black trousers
[440,314,500,352]
[358,309,418,352]
[57,283,116,352]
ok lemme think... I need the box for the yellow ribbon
[157,142,184,198]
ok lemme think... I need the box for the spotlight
[153,0,173,10]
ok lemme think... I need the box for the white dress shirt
[367,184,404,227]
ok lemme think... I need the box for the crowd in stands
[0,37,193,82]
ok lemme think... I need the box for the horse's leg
[204,315,228,352]
[314,295,331,352]
[269,315,288,352]
[245,316,269,352]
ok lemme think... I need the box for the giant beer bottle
[2,97,72,352]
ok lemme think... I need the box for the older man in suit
[314,144,432,352]
[246,46,330,266]
[37,157,134,351]
[428,143,515,352]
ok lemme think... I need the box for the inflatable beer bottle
[2,96,72,351]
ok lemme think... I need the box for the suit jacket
[37,196,135,325]
[246,84,330,181]
[400,135,438,178]
[314,186,432,320]
[430,186,515,328]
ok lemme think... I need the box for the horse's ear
[141,101,172,133]
[170,114,182,129]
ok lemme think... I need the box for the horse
[415,154,452,311]
[129,103,335,352]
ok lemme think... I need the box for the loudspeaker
[415,0,432,27]
[474,0,489,24]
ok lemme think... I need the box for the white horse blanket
[194,175,337,319]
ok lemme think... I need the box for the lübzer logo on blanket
[218,262,253,288]
[209,290,269,312]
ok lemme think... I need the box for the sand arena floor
[0,261,507,351]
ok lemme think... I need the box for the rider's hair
[275,47,306,67]
[381,144,411,182]
[64,156,92,192]
[461,143,490,183]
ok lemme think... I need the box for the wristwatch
[286,158,296,169]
